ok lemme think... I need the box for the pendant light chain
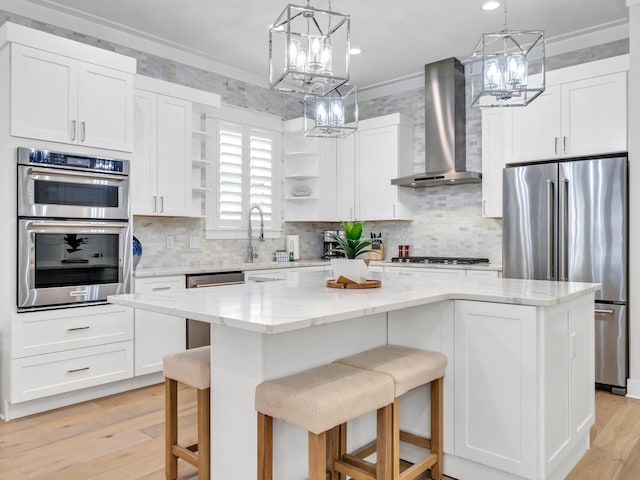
[503,0,508,32]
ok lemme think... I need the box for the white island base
[109,271,597,480]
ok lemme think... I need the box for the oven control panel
[17,147,129,175]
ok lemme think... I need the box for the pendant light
[303,83,358,137]
[269,0,350,95]
[470,0,545,107]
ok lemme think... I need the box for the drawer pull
[152,286,172,291]
[67,326,90,331]
[67,366,90,373]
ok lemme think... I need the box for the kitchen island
[109,270,599,480]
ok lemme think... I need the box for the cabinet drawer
[135,275,185,292]
[11,341,134,403]
[466,270,500,279]
[12,304,134,358]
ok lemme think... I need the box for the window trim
[205,105,282,240]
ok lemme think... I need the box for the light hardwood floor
[1,385,639,479]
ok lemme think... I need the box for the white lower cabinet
[454,301,538,478]
[453,296,595,480]
[12,303,133,358]
[465,269,500,279]
[11,342,133,403]
[11,304,134,403]
[244,265,329,282]
[134,276,186,376]
[386,266,466,279]
[384,265,500,279]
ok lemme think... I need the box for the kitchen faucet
[248,204,265,263]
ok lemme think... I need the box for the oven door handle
[26,166,128,184]
[22,220,129,232]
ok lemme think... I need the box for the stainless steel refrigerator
[503,155,628,394]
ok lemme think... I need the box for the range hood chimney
[391,57,481,188]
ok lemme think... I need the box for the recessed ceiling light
[350,47,362,55]
[482,1,500,10]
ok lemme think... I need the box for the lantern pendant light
[470,0,545,107]
[269,0,350,95]
[303,83,358,137]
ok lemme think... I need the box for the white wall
[626,0,640,398]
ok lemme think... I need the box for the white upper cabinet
[10,43,134,152]
[282,118,339,222]
[133,90,192,216]
[481,108,506,218]
[482,56,629,218]
[560,72,627,157]
[283,113,413,222]
[132,76,220,217]
[506,61,627,164]
[336,133,356,221]
[508,85,562,162]
[356,116,413,221]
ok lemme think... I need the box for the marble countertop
[381,261,503,271]
[110,270,598,335]
[133,259,502,278]
[132,260,330,278]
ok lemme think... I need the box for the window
[206,106,281,239]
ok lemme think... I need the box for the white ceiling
[17,0,629,88]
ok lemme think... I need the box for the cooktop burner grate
[390,256,490,265]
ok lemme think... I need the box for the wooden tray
[326,278,382,289]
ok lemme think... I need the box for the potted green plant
[329,221,372,283]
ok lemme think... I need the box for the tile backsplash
[2,9,627,269]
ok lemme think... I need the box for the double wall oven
[17,147,132,310]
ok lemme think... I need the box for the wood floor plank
[2,384,638,480]
[566,393,640,479]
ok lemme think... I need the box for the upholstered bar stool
[335,345,447,480]
[255,362,396,480]
[163,346,211,480]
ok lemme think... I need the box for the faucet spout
[248,205,265,263]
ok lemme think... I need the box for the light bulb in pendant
[331,101,344,126]
[321,42,332,74]
[296,49,307,73]
[289,40,299,70]
[484,59,501,90]
[316,102,328,126]
[308,36,322,71]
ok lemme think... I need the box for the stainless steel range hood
[391,57,481,188]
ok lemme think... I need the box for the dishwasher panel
[185,271,244,349]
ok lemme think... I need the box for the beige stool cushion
[163,346,211,390]
[335,345,446,397]
[255,363,394,435]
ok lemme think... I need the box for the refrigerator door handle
[560,179,569,281]
[546,179,555,280]
[595,308,615,316]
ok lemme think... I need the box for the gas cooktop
[390,256,490,265]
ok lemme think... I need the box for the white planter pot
[330,258,369,283]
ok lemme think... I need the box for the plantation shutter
[206,107,281,239]
[249,131,273,223]
[218,124,244,225]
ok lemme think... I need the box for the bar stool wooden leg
[309,431,327,480]
[165,378,178,480]
[430,377,443,480]
[327,426,341,480]
[377,403,393,479]
[198,388,211,480]
[392,397,401,480]
[257,413,273,480]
